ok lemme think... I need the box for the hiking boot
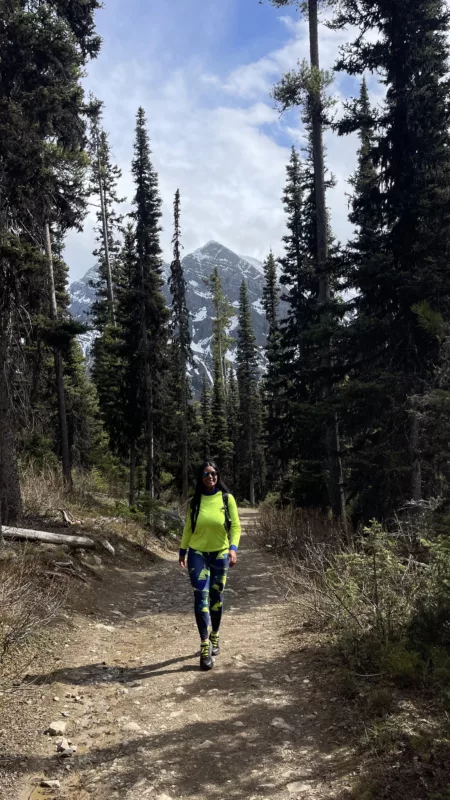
[200,640,214,671]
[210,631,221,657]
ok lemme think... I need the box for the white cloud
[65,11,375,282]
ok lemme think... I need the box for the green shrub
[320,523,424,663]
[261,491,281,508]
[408,536,450,655]
[380,642,423,686]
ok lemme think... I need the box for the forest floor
[0,510,446,800]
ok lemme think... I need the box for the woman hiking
[179,461,241,671]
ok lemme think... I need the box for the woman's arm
[179,504,193,567]
[228,494,241,552]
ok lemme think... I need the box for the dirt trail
[10,510,357,800]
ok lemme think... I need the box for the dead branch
[3,527,95,548]
[59,509,82,526]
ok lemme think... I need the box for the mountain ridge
[69,240,268,391]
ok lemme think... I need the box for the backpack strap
[222,492,232,536]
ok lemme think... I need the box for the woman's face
[202,465,218,490]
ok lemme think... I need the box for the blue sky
[66,0,375,281]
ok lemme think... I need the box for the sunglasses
[203,471,218,478]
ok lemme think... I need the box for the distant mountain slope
[69,240,268,391]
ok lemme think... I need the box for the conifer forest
[3,0,450,526]
[2,2,450,797]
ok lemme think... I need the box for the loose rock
[197,739,214,749]
[122,721,142,733]
[271,717,295,732]
[286,781,311,794]
[46,721,67,736]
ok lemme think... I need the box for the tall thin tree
[130,107,169,498]
[237,280,260,506]
[44,223,72,487]
[169,189,192,501]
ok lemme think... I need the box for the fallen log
[2,527,96,549]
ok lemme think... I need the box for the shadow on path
[24,654,199,686]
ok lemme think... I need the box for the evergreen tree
[130,107,170,498]
[262,250,284,489]
[270,0,347,527]
[335,0,450,518]
[114,224,143,505]
[168,189,192,500]
[277,144,328,507]
[65,341,106,472]
[262,250,279,336]
[205,266,234,393]
[88,100,125,329]
[210,354,233,473]
[0,0,100,520]
[236,280,261,505]
[205,267,234,470]
[336,78,386,519]
[200,371,212,460]
[226,365,240,492]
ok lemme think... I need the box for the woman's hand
[228,549,237,568]
[179,555,186,568]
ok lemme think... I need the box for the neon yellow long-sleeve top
[180,491,241,553]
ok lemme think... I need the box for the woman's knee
[194,589,209,613]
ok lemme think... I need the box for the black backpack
[222,492,232,535]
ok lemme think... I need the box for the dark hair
[190,460,230,532]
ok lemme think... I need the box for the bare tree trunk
[249,467,255,507]
[410,405,422,502]
[0,501,3,549]
[140,311,155,499]
[309,0,329,308]
[181,367,189,503]
[248,412,255,507]
[129,439,136,507]
[0,337,23,526]
[329,413,348,539]
[144,363,154,499]
[44,223,72,488]
[97,146,116,326]
[308,0,347,529]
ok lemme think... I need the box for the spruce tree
[210,355,233,473]
[130,107,170,498]
[226,365,240,492]
[205,266,234,393]
[335,0,450,517]
[277,144,328,507]
[88,100,125,329]
[0,0,100,520]
[206,267,234,470]
[65,341,106,472]
[114,224,144,506]
[169,190,192,500]
[262,250,279,336]
[236,280,261,505]
[262,250,284,489]
[200,371,212,460]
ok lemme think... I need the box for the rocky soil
[1,511,359,800]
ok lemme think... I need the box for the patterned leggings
[187,549,229,640]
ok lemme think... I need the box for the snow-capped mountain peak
[69,241,268,392]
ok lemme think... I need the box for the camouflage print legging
[187,549,229,640]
